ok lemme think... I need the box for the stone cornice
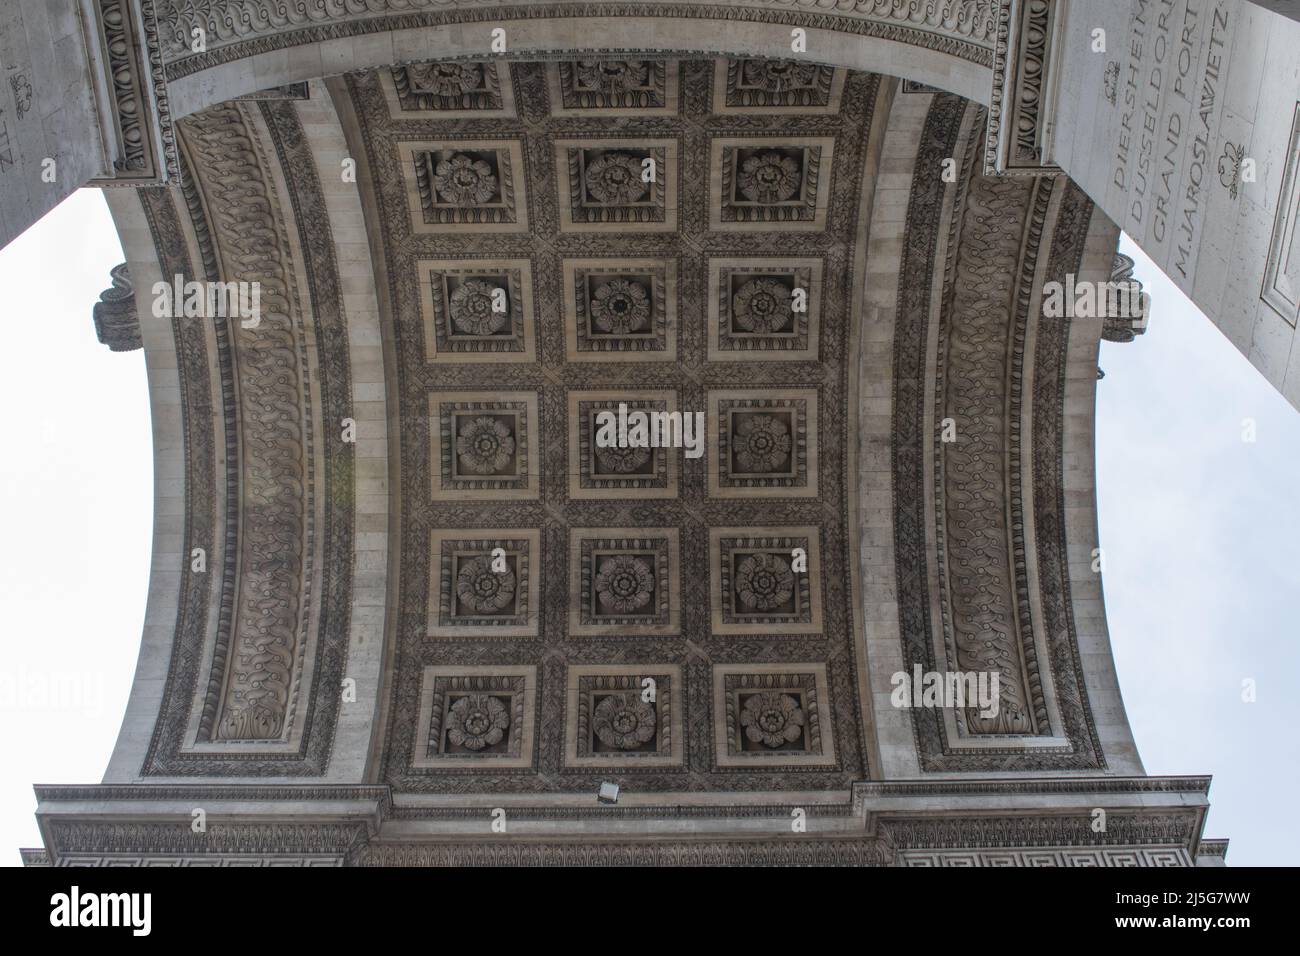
[29,776,1213,865]
[155,1,996,83]
[985,0,1060,176]
[88,0,178,186]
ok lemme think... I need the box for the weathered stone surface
[14,2,1259,866]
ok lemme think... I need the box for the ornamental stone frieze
[86,0,178,187]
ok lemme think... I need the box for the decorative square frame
[418,258,536,362]
[713,59,845,114]
[547,60,679,116]
[380,62,517,119]
[566,390,681,500]
[711,663,836,768]
[428,391,540,500]
[708,526,822,634]
[709,137,835,231]
[397,139,529,234]
[428,529,541,637]
[564,665,684,769]
[413,665,537,768]
[707,389,818,498]
[706,256,822,361]
[567,527,681,636]
[554,138,679,232]
[562,258,678,361]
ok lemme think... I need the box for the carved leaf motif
[455,416,515,474]
[733,414,791,473]
[449,279,509,335]
[584,152,648,205]
[734,553,794,610]
[732,278,792,333]
[447,694,510,751]
[434,154,497,205]
[455,556,516,613]
[737,153,801,203]
[740,692,804,748]
[594,556,655,613]
[593,693,656,749]
[590,278,651,333]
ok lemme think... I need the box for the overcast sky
[0,192,1295,865]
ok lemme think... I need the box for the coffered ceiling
[346,59,881,793]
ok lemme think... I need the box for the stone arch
[158,2,997,119]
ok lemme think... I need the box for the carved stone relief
[137,98,353,774]
[92,263,142,352]
[892,93,1104,770]
[344,60,880,795]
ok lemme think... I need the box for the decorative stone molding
[155,1,998,81]
[135,97,354,775]
[354,839,891,867]
[897,847,1192,866]
[26,777,1216,866]
[548,60,679,115]
[984,0,1060,176]
[706,257,822,361]
[936,171,1045,735]
[714,59,845,114]
[893,94,1104,769]
[45,821,368,859]
[412,666,538,767]
[712,663,837,768]
[567,390,682,499]
[881,811,1199,852]
[384,62,513,117]
[88,0,177,186]
[711,138,834,230]
[563,258,679,360]
[177,103,311,743]
[555,139,678,231]
[709,527,823,634]
[92,263,141,352]
[429,392,541,499]
[399,140,529,233]
[564,665,684,768]
[234,83,311,101]
[568,528,681,636]
[1197,839,1230,865]
[428,530,542,637]
[708,389,818,498]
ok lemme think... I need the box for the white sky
[0,191,1295,865]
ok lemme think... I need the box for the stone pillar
[996,0,1300,407]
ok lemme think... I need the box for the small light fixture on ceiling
[597,782,619,805]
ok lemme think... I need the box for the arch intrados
[166,15,990,118]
